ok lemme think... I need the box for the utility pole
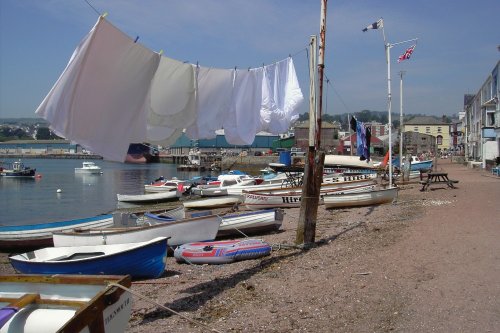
[296,0,327,246]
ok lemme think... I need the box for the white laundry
[261,57,303,134]
[147,56,196,128]
[35,17,160,162]
[35,17,304,161]
[185,66,234,139]
[223,68,264,145]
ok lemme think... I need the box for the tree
[36,127,60,140]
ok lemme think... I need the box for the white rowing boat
[243,183,376,210]
[117,190,180,203]
[323,187,398,209]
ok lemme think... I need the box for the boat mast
[296,0,327,246]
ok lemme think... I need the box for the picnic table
[420,172,459,191]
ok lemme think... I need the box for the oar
[0,293,40,328]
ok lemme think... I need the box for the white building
[463,60,499,168]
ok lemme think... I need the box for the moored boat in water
[0,160,36,178]
[74,161,102,174]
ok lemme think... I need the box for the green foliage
[36,127,60,140]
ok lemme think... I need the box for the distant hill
[0,118,48,126]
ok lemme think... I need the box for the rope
[108,282,224,333]
[82,0,101,16]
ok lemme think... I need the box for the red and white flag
[398,44,416,63]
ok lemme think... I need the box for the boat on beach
[182,196,242,209]
[0,214,115,251]
[243,183,376,210]
[52,214,222,248]
[0,274,132,333]
[323,186,398,209]
[9,237,168,279]
[74,161,102,174]
[0,160,36,178]
[117,190,181,203]
[174,238,272,265]
[392,155,433,171]
[144,207,284,237]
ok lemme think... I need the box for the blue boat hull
[10,238,167,279]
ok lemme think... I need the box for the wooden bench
[420,172,459,191]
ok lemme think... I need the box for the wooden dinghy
[9,237,168,279]
[0,214,114,251]
[52,214,222,248]
[323,187,398,209]
[0,274,132,333]
[174,239,272,264]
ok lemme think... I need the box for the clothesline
[35,16,306,162]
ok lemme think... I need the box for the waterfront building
[403,116,451,153]
[463,60,499,168]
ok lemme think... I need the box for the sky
[0,0,499,121]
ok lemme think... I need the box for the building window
[437,135,443,145]
[414,127,418,132]
[437,127,442,133]
[486,111,495,127]
[425,127,430,133]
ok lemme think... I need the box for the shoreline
[1,159,499,332]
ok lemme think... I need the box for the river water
[0,158,210,226]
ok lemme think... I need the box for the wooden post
[296,0,327,246]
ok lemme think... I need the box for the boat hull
[53,215,222,247]
[9,237,168,279]
[324,187,398,209]
[243,183,376,210]
[0,274,132,333]
[217,209,284,237]
[0,215,114,251]
[183,196,241,209]
[117,191,180,203]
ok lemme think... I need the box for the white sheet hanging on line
[35,17,304,161]
[146,56,197,145]
[185,66,234,139]
[35,17,160,162]
[260,57,303,134]
[223,68,264,145]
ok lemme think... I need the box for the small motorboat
[174,239,272,265]
[144,177,187,193]
[74,161,103,174]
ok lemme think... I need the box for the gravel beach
[1,159,499,332]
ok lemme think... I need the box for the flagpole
[399,70,405,179]
[381,22,393,188]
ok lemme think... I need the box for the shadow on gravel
[136,220,369,326]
